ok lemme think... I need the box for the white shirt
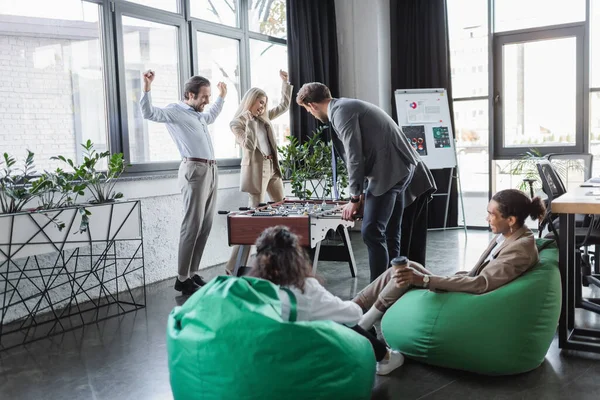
[484,235,506,263]
[139,91,224,159]
[255,122,271,156]
[279,278,363,326]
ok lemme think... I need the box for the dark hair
[296,82,332,105]
[183,76,210,100]
[248,226,314,292]
[492,189,546,227]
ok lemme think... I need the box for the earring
[510,226,513,233]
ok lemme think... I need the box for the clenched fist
[143,70,155,92]
[217,82,227,98]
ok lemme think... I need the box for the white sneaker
[376,350,405,375]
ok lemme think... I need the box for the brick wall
[0,35,85,172]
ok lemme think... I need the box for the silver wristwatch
[422,275,430,288]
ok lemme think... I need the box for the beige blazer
[230,82,293,194]
[428,226,539,294]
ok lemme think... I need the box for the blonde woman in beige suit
[225,70,293,274]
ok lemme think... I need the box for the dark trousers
[400,193,430,266]
[362,169,415,282]
[349,325,387,362]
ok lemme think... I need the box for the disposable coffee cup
[391,256,408,272]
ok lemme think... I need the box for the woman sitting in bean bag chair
[352,189,559,374]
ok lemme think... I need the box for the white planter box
[0,201,142,262]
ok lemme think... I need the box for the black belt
[263,155,273,160]
[183,157,217,165]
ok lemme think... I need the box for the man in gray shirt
[140,70,227,295]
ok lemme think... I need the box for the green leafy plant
[278,126,348,200]
[53,140,126,204]
[34,168,87,210]
[0,151,45,214]
[32,168,90,233]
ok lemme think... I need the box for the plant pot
[0,201,141,262]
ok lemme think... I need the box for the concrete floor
[2,230,600,399]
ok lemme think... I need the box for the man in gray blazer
[296,82,434,281]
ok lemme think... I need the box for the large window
[591,1,600,177]
[494,0,585,33]
[121,17,182,163]
[2,0,288,173]
[0,0,108,172]
[191,0,238,27]
[448,0,597,227]
[249,39,289,144]
[196,32,241,159]
[493,27,584,157]
[448,0,490,227]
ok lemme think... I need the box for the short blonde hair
[296,82,332,105]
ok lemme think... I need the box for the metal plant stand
[0,200,145,351]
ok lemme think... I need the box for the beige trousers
[225,159,284,273]
[177,160,218,277]
[353,261,429,311]
[247,159,284,207]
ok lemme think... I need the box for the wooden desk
[552,187,600,353]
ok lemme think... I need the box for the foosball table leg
[339,226,357,278]
[233,245,252,277]
[312,241,322,274]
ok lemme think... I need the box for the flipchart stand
[394,88,467,235]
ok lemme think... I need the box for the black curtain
[390,0,459,228]
[286,0,339,143]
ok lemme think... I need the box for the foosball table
[220,199,358,277]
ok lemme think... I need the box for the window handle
[494,93,500,104]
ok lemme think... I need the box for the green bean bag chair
[381,239,561,375]
[167,276,375,400]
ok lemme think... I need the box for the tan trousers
[353,261,430,311]
[247,159,284,207]
[177,160,218,277]
[225,159,284,273]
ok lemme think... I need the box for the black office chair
[537,160,600,313]
[536,160,566,239]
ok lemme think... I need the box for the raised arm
[199,82,227,125]
[268,70,293,120]
[230,112,257,151]
[139,70,175,123]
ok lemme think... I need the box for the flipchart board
[394,89,457,170]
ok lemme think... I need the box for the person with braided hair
[248,226,405,376]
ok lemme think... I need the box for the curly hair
[247,226,314,292]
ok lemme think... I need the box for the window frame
[5,0,288,174]
[114,2,191,173]
[492,23,587,159]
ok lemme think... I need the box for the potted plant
[51,140,137,242]
[278,126,349,200]
[502,148,585,195]
[0,141,136,262]
[0,150,43,214]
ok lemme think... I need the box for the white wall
[335,0,391,113]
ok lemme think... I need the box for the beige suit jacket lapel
[470,226,529,276]
[470,238,499,275]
